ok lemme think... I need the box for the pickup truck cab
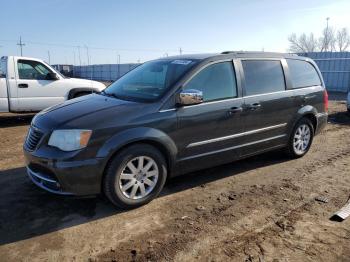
[0,56,105,112]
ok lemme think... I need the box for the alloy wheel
[118,156,159,200]
[293,124,311,155]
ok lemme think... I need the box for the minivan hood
[33,94,138,130]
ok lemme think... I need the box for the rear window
[0,58,6,78]
[242,60,286,96]
[286,59,321,88]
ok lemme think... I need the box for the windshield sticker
[171,60,192,65]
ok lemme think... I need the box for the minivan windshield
[103,59,198,102]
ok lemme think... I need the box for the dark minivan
[24,52,328,208]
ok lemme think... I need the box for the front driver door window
[183,62,237,101]
[18,60,52,80]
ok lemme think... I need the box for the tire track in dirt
[97,119,350,262]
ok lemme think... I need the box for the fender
[288,105,318,137]
[96,127,178,171]
[68,88,96,99]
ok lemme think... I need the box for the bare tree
[289,26,350,53]
[288,33,318,53]
[336,28,350,52]
[319,26,336,52]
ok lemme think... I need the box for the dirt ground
[0,99,350,262]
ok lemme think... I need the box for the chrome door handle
[247,103,261,111]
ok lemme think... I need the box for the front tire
[103,144,167,209]
[286,118,314,158]
[74,91,91,98]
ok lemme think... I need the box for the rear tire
[103,144,167,209]
[285,118,314,158]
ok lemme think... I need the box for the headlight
[48,130,92,151]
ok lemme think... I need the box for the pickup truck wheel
[285,118,314,158]
[103,144,167,209]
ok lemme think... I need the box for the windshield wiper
[100,91,121,100]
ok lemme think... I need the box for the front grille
[25,127,43,151]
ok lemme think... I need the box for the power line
[1,38,201,53]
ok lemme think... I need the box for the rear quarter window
[0,59,6,78]
[286,59,321,89]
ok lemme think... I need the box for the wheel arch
[290,106,318,136]
[97,127,178,185]
[67,88,96,99]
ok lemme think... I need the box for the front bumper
[27,166,73,195]
[24,149,105,196]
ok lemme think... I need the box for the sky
[0,0,349,65]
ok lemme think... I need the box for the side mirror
[47,72,59,80]
[178,89,203,106]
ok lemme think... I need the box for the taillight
[324,89,329,112]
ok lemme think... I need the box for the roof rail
[221,51,268,54]
[221,51,239,54]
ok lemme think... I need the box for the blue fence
[73,64,140,81]
[300,52,350,93]
[61,52,350,92]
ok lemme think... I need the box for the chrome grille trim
[25,127,43,151]
[27,167,73,195]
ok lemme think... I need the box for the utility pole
[73,50,76,65]
[179,47,183,55]
[325,17,330,51]
[84,45,92,79]
[117,53,121,79]
[17,36,25,56]
[85,45,90,66]
[77,46,82,66]
[47,50,51,64]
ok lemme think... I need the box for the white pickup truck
[0,56,105,112]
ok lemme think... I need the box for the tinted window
[0,59,6,78]
[184,62,237,102]
[18,60,53,80]
[105,59,198,102]
[287,59,321,88]
[242,60,285,96]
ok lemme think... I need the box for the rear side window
[184,62,237,102]
[0,58,6,78]
[286,59,321,88]
[242,60,285,96]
